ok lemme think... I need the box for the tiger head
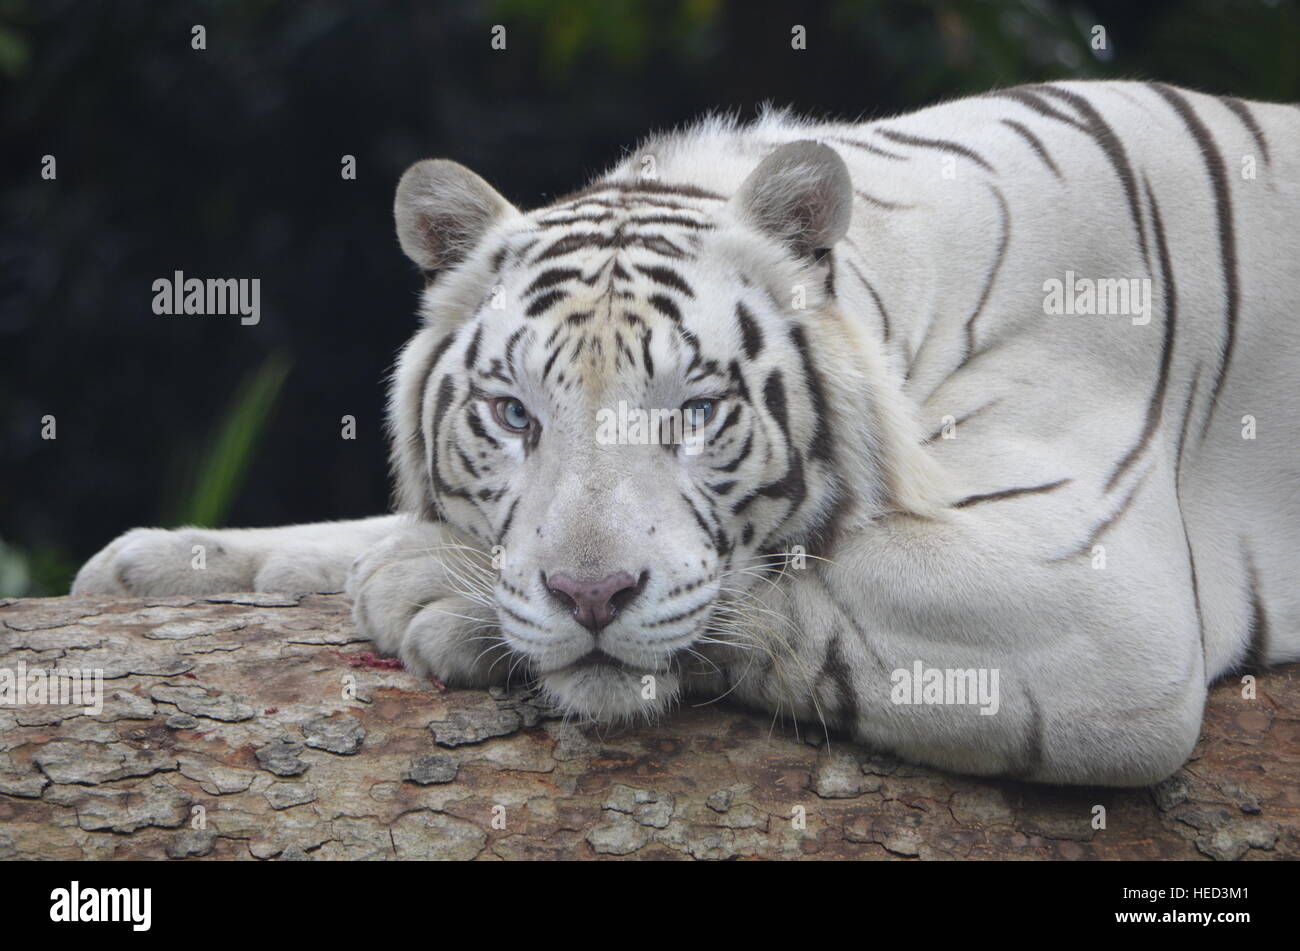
[386,138,943,721]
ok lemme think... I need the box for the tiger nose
[544,571,645,633]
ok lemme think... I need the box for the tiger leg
[345,519,513,687]
[72,514,403,596]
[712,526,1206,787]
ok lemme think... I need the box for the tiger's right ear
[731,140,852,259]
[394,159,519,274]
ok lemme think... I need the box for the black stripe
[429,375,471,501]
[465,404,500,449]
[737,448,807,526]
[635,263,694,297]
[639,329,655,378]
[677,327,702,371]
[844,260,890,342]
[627,214,714,229]
[1241,544,1271,673]
[804,486,847,561]
[1151,83,1239,440]
[480,360,512,386]
[556,179,726,205]
[853,188,915,211]
[497,496,520,546]
[1057,469,1148,558]
[635,235,689,259]
[827,134,909,162]
[681,493,716,548]
[525,289,565,317]
[644,598,713,628]
[523,267,583,297]
[1001,118,1062,178]
[1174,364,1202,488]
[714,429,751,473]
[504,326,528,375]
[1104,176,1178,493]
[499,602,545,632]
[542,344,563,380]
[1015,690,1045,780]
[456,447,479,478]
[960,184,1010,363]
[1219,96,1270,166]
[411,331,461,510]
[463,325,483,370]
[953,478,1070,509]
[713,403,743,441]
[614,180,725,201]
[537,211,614,227]
[818,634,860,726]
[734,302,763,360]
[924,399,1000,443]
[532,232,615,263]
[728,359,751,404]
[1038,85,1150,269]
[788,325,833,462]
[877,128,995,173]
[1173,367,1206,669]
[762,370,788,436]
[647,293,682,323]
[488,243,511,273]
[989,85,1086,130]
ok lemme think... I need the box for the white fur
[75,82,1299,785]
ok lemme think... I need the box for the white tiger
[75,81,1300,786]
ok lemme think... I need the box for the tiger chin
[539,660,684,725]
[74,81,1300,787]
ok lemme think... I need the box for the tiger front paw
[347,527,512,688]
[71,527,261,596]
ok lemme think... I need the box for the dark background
[2,0,1297,595]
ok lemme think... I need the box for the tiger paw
[72,527,263,596]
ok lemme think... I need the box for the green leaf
[171,353,292,529]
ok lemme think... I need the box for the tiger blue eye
[682,398,716,427]
[494,397,531,432]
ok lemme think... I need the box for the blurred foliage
[163,353,291,529]
[0,537,74,597]
[493,0,723,79]
[0,357,289,595]
[1,0,1296,596]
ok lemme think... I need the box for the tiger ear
[394,159,518,273]
[732,141,852,258]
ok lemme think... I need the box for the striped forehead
[473,272,723,397]
[473,182,732,389]
[488,180,723,288]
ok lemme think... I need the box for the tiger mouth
[564,650,653,675]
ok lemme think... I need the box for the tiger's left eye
[682,398,717,427]
[492,397,532,433]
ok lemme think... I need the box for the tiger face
[388,143,905,720]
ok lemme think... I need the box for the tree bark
[0,593,1294,860]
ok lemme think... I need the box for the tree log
[0,593,1295,860]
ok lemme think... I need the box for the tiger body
[75,82,1300,785]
